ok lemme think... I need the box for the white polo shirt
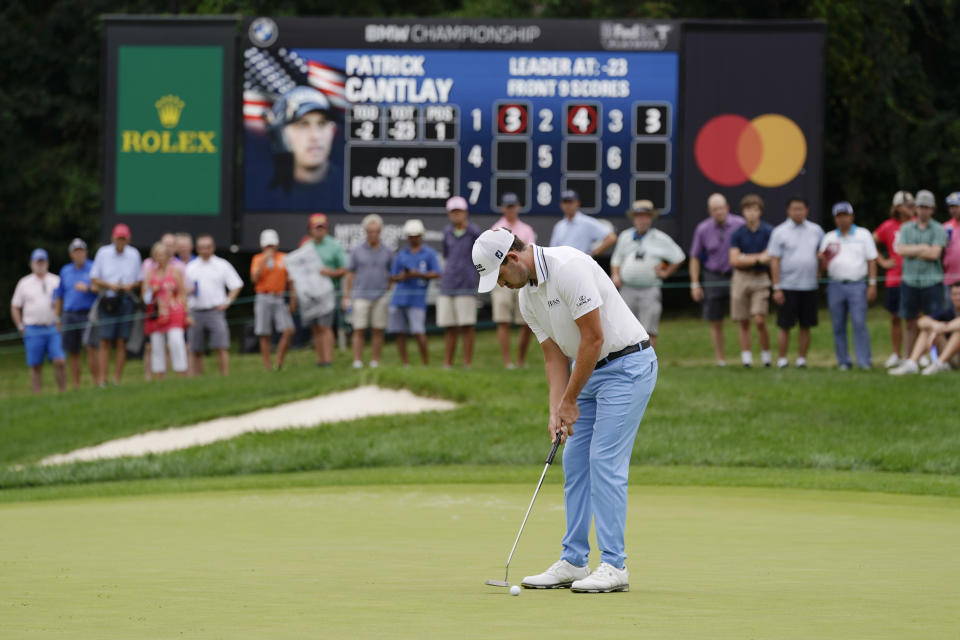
[819,225,878,282]
[185,255,244,310]
[519,245,648,361]
[11,273,60,326]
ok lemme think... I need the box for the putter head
[485,579,510,587]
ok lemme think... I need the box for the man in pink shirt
[942,192,960,292]
[490,192,536,368]
[11,249,67,394]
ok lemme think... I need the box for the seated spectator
[388,219,440,366]
[819,201,878,370]
[728,194,774,367]
[890,282,960,375]
[11,249,66,393]
[251,229,296,371]
[142,242,189,379]
[54,238,99,389]
[185,234,243,376]
[342,214,393,369]
[610,199,685,349]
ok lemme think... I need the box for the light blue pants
[561,347,658,569]
[827,281,871,368]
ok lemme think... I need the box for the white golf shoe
[884,353,901,369]
[922,360,951,376]
[570,562,630,593]
[889,359,919,376]
[520,559,590,589]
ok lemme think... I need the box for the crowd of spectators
[11,188,960,393]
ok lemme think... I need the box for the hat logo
[495,249,504,259]
[155,95,185,129]
[475,263,486,274]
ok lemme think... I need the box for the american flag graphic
[242,47,348,132]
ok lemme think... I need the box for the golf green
[2,484,958,638]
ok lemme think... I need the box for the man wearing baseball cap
[890,189,947,374]
[387,219,441,366]
[438,196,482,369]
[54,239,99,389]
[11,249,67,393]
[549,190,617,257]
[818,201,879,370]
[873,191,916,368]
[250,229,296,371]
[474,228,657,593]
[90,223,142,386]
[268,86,341,186]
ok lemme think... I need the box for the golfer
[473,228,658,593]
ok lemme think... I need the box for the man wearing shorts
[819,201,878,370]
[873,191,915,368]
[610,199,684,348]
[689,193,745,366]
[768,197,824,368]
[490,192,536,368]
[90,223,142,386]
[437,196,482,369]
[250,229,295,371]
[54,238,98,389]
[728,194,774,367]
[891,189,947,364]
[305,213,347,366]
[388,219,440,366]
[185,234,243,376]
[12,248,66,394]
[342,214,393,369]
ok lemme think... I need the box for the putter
[486,435,563,587]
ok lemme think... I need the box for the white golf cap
[472,228,515,293]
[402,219,426,236]
[259,228,280,248]
[915,189,936,207]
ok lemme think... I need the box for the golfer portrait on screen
[264,86,344,200]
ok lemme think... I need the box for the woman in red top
[873,191,916,368]
[142,242,190,379]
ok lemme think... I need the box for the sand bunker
[39,385,457,466]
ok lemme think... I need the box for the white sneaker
[884,353,901,369]
[889,359,919,376]
[922,360,951,376]
[520,559,590,589]
[919,354,931,367]
[777,357,789,369]
[795,357,807,368]
[369,360,380,369]
[352,360,363,369]
[570,562,629,593]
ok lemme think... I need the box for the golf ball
[510,585,521,596]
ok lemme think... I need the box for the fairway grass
[2,483,958,639]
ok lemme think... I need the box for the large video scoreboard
[102,17,824,249]
[240,18,681,245]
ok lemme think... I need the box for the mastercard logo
[694,114,807,188]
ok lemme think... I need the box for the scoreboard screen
[242,18,679,221]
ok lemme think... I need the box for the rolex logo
[155,95,185,129]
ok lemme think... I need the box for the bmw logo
[249,17,279,48]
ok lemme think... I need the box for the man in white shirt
[90,224,142,386]
[819,201,878,369]
[11,249,67,393]
[184,234,244,376]
[473,228,658,594]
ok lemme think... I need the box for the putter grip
[546,437,562,464]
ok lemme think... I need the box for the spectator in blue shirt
[54,238,99,389]
[388,219,440,366]
[728,194,774,367]
[550,190,617,256]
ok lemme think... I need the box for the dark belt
[595,340,651,370]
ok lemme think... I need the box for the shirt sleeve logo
[576,295,591,307]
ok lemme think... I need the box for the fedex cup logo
[694,114,807,187]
